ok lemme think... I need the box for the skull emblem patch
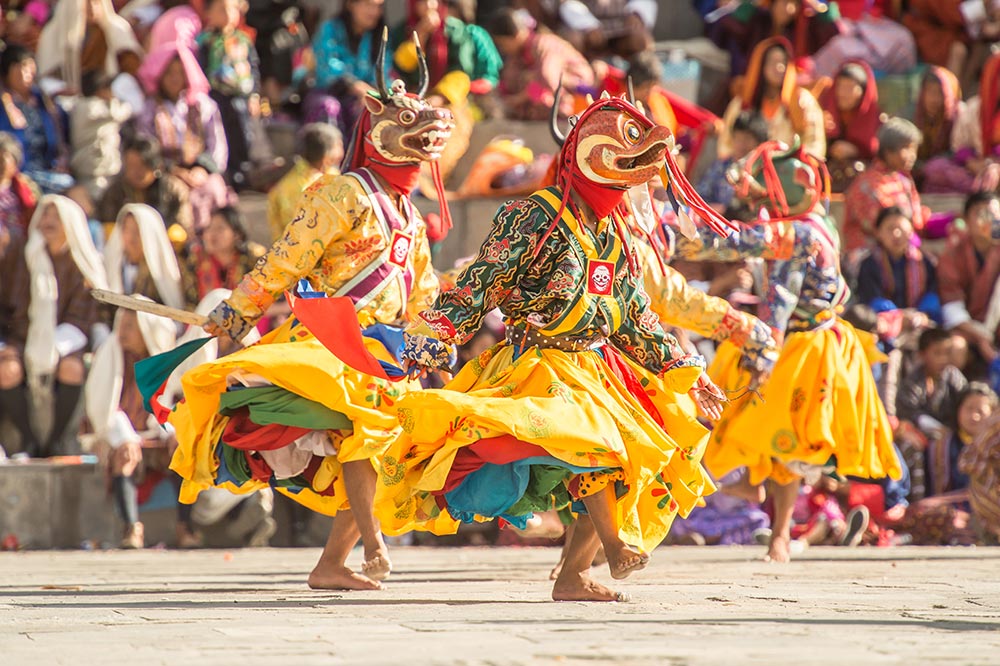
[587,260,614,296]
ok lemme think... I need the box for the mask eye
[399,109,416,125]
[624,121,642,144]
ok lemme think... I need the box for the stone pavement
[2,546,999,665]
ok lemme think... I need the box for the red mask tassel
[430,160,452,232]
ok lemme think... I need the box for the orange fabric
[980,53,1000,157]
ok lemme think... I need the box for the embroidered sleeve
[610,270,692,376]
[412,200,541,345]
[674,220,796,263]
[224,177,353,332]
[645,259,732,339]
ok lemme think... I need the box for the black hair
[339,0,387,62]
[732,111,769,144]
[488,8,522,38]
[300,123,343,167]
[958,381,1000,411]
[964,190,998,218]
[876,117,922,161]
[0,45,34,80]
[123,134,165,173]
[918,326,952,352]
[209,205,249,249]
[627,51,663,89]
[874,205,909,230]
[842,304,878,334]
[751,43,789,112]
[81,70,114,98]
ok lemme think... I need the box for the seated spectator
[181,206,263,309]
[807,0,916,80]
[267,123,342,242]
[696,110,768,213]
[903,0,1000,78]
[893,383,997,545]
[34,0,142,94]
[717,37,825,160]
[961,409,1000,543]
[0,209,30,455]
[931,52,1000,195]
[64,184,104,252]
[855,206,939,322]
[938,191,1000,371]
[818,60,882,193]
[488,8,594,121]
[5,196,108,457]
[0,131,38,231]
[842,118,927,256]
[896,327,970,499]
[305,0,386,131]
[668,468,770,546]
[3,1,49,53]
[104,203,185,311]
[135,40,231,232]
[98,135,194,238]
[0,46,73,194]
[912,67,966,192]
[703,0,839,82]
[70,71,131,201]
[553,0,655,61]
[197,0,264,188]
[390,0,502,184]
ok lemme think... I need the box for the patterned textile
[842,159,927,254]
[266,158,336,242]
[219,173,438,340]
[196,28,259,98]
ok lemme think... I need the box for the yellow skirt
[706,319,901,486]
[169,318,421,517]
[375,343,712,553]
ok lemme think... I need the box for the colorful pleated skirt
[706,319,902,486]
[375,342,712,554]
[169,318,442,523]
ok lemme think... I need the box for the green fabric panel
[217,386,353,431]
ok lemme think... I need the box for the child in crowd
[896,328,970,500]
[69,70,131,202]
[266,123,342,243]
[197,0,263,188]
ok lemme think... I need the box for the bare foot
[721,477,766,504]
[591,545,607,567]
[606,543,649,580]
[361,552,392,582]
[764,534,791,563]
[552,572,630,602]
[549,558,564,581]
[308,565,383,591]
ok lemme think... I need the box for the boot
[0,385,40,456]
[45,383,84,457]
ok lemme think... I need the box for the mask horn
[627,76,636,106]
[550,74,566,146]
[414,31,430,98]
[375,26,390,100]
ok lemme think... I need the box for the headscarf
[35,0,143,91]
[85,294,177,439]
[406,0,449,87]
[147,5,203,53]
[819,59,881,160]
[23,195,108,383]
[136,40,210,103]
[104,203,185,311]
[740,37,808,138]
[914,66,961,161]
[980,52,1000,158]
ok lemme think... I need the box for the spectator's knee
[0,350,24,389]
[56,356,85,385]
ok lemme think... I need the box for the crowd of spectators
[0,0,999,549]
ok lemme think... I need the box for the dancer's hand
[691,373,726,421]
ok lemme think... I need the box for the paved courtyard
[2,546,998,665]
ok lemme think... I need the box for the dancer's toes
[549,559,564,581]
[552,573,629,602]
[308,565,383,591]
[763,535,791,563]
[608,544,649,580]
[361,551,392,581]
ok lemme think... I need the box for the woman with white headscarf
[35,0,143,93]
[86,289,232,548]
[104,203,184,310]
[2,195,107,457]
